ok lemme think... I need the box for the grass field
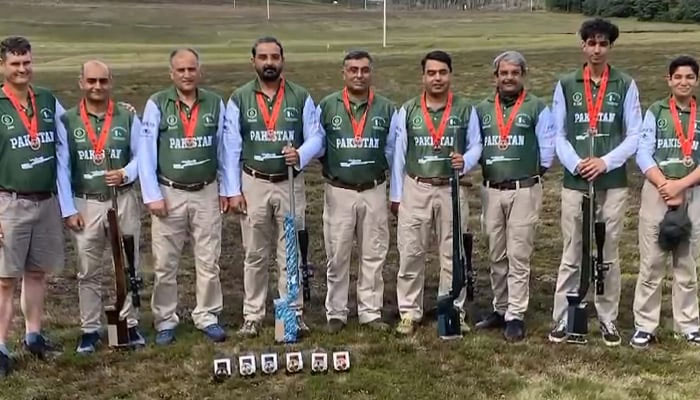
[2,1,700,399]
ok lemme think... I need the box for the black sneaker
[76,332,101,354]
[629,330,654,349]
[600,321,621,347]
[326,318,345,334]
[0,352,11,378]
[504,319,525,342]
[128,327,146,348]
[475,311,505,330]
[548,318,568,343]
[23,334,61,360]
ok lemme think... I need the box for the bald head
[79,59,113,105]
[80,59,112,79]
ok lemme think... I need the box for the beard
[257,65,282,82]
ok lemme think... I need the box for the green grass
[2,1,700,399]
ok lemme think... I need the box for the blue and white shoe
[155,329,176,346]
[76,332,101,354]
[202,324,227,343]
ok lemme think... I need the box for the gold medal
[29,137,41,151]
[93,150,105,166]
[683,156,695,168]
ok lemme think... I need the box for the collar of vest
[0,83,36,99]
[574,64,623,83]
[486,90,531,106]
[78,99,123,120]
[166,86,203,106]
[336,89,371,107]
[659,95,697,112]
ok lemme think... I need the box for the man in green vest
[226,37,320,338]
[390,50,482,336]
[548,18,642,346]
[0,36,66,377]
[313,50,397,333]
[56,60,145,354]
[139,48,235,346]
[630,56,700,348]
[473,51,555,342]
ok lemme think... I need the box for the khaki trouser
[552,187,627,324]
[151,182,222,331]
[324,182,388,324]
[72,189,140,333]
[396,176,468,321]
[480,183,542,321]
[240,171,306,322]
[633,181,700,335]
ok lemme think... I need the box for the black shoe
[23,334,61,360]
[128,327,147,348]
[326,318,345,334]
[0,352,11,378]
[475,311,505,330]
[548,318,568,343]
[600,321,621,347]
[504,319,525,342]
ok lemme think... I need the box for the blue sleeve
[552,81,582,174]
[601,80,642,171]
[389,107,408,202]
[216,99,236,197]
[54,101,77,217]
[223,98,243,196]
[636,109,658,174]
[122,115,140,184]
[138,99,163,204]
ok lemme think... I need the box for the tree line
[546,0,700,22]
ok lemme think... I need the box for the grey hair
[169,47,201,67]
[493,51,527,75]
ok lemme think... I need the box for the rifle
[298,229,311,302]
[566,134,610,345]
[104,154,138,348]
[437,159,468,340]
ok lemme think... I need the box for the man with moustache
[548,18,642,346]
[139,48,235,345]
[56,60,145,353]
[390,50,482,336]
[313,50,398,333]
[0,36,67,377]
[472,51,555,342]
[226,36,320,338]
[631,55,700,349]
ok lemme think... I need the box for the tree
[635,0,669,21]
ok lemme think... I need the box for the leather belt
[75,184,134,202]
[483,176,540,191]
[0,188,53,201]
[408,173,450,186]
[158,176,214,192]
[243,165,298,183]
[324,174,386,192]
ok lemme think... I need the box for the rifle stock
[105,207,130,347]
